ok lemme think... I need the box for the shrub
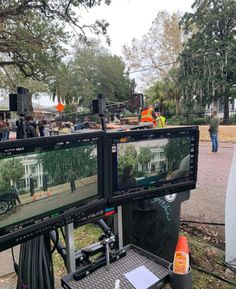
[122,110,137,117]
[167,115,186,125]
[191,118,209,125]
[167,115,210,125]
[229,114,236,124]
[19,190,28,195]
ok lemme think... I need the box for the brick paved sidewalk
[181,142,235,223]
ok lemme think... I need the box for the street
[0,182,97,229]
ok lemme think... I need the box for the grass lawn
[53,224,102,277]
[199,125,236,142]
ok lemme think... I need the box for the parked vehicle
[0,191,17,214]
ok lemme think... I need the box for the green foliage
[0,158,25,193]
[168,114,210,125]
[167,115,187,125]
[137,147,152,168]
[0,1,111,80]
[39,145,97,186]
[145,67,182,115]
[191,117,209,125]
[63,104,78,114]
[118,145,138,176]
[50,39,136,105]
[179,0,236,123]
[118,145,153,178]
[164,138,190,172]
[53,224,103,277]
[122,110,137,117]
[19,190,28,196]
[229,114,236,124]
[50,62,80,104]
[0,67,48,95]
[72,39,135,105]
[1,11,66,80]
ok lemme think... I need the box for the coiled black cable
[16,234,55,289]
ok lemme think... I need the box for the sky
[85,0,193,55]
[42,0,194,107]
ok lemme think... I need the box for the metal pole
[117,206,123,249]
[100,116,106,131]
[20,117,27,139]
[65,223,76,273]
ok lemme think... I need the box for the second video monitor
[107,126,199,205]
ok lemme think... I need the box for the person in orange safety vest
[140,104,158,127]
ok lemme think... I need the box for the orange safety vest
[141,108,157,127]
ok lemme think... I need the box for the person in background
[113,114,120,124]
[38,120,45,137]
[0,120,10,141]
[110,114,115,122]
[42,119,51,136]
[140,104,157,127]
[10,185,22,205]
[83,116,90,129]
[6,119,10,140]
[120,165,137,191]
[157,115,166,128]
[153,102,166,128]
[16,119,22,139]
[208,110,220,153]
[42,172,48,193]
[67,169,77,193]
[29,176,35,199]
[25,116,39,138]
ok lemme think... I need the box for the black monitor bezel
[106,126,199,206]
[0,131,106,251]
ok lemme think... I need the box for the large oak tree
[50,39,136,105]
[0,0,111,80]
[179,0,236,123]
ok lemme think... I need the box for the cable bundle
[17,234,55,289]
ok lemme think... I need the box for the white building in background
[137,144,167,174]
[119,139,168,176]
[205,98,236,118]
[16,155,44,192]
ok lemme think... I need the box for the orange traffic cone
[47,191,51,197]
[173,235,190,274]
[32,195,37,202]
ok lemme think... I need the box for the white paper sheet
[124,266,160,289]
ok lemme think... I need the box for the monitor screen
[0,132,105,250]
[108,127,198,205]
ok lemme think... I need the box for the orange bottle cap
[175,236,189,254]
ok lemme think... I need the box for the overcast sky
[42,0,194,106]
[85,0,193,55]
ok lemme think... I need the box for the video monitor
[0,131,106,251]
[107,126,199,205]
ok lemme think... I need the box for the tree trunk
[212,99,219,111]
[175,96,180,114]
[224,95,229,124]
